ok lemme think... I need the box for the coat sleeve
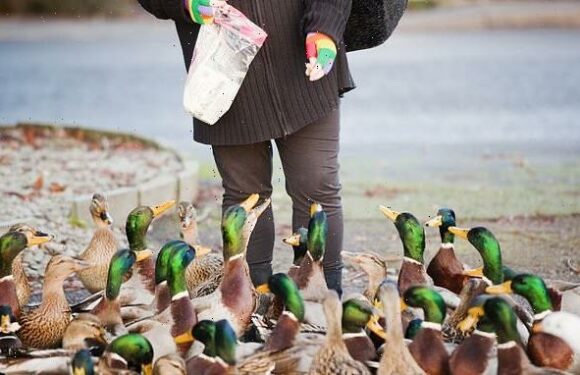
[302,0,352,44]
[136,0,193,23]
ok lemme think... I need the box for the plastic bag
[183,4,268,125]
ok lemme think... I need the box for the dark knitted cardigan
[137,0,355,145]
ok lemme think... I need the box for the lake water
[1,20,579,162]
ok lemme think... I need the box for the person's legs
[212,142,275,286]
[275,108,343,295]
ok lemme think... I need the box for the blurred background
[1,0,579,280]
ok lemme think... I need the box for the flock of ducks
[0,193,579,374]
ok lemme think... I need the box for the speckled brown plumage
[77,227,119,293]
[187,253,224,298]
[12,252,31,307]
[442,279,488,343]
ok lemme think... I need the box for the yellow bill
[150,200,176,217]
[366,314,387,340]
[425,215,443,227]
[240,194,260,212]
[142,363,153,375]
[283,233,301,247]
[174,330,195,345]
[379,205,400,222]
[463,266,484,278]
[255,284,270,294]
[310,202,322,217]
[195,245,212,258]
[448,226,469,240]
[485,281,513,295]
[135,249,154,262]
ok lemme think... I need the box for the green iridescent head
[125,201,175,252]
[450,226,503,284]
[0,229,52,277]
[71,349,94,375]
[487,274,552,314]
[380,206,425,264]
[283,227,309,265]
[307,203,327,262]
[342,298,374,334]
[425,208,456,244]
[403,286,446,324]
[261,273,305,321]
[483,297,521,345]
[215,319,237,366]
[166,241,196,297]
[155,243,173,285]
[405,319,423,340]
[108,334,154,375]
[192,320,217,357]
[105,249,136,300]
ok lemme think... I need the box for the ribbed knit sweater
[137,0,355,145]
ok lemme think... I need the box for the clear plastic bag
[183,4,268,125]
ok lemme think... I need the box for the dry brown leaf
[32,175,44,191]
[49,182,66,193]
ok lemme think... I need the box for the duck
[376,279,425,375]
[62,313,107,354]
[341,251,388,302]
[0,227,53,317]
[17,255,90,349]
[98,333,154,375]
[486,273,580,372]
[282,227,308,279]
[153,353,186,375]
[178,201,224,298]
[379,206,432,294]
[461,296,566,375]
[77,193,119,294]
[0,304,22,356]
[90,249,137,333]
[71,348,95,375]
[425,208,469,294]
[402,285,450,375]
[190,194,270,337]
[533,311,580,373]
[341,295,379,363]
[309,290,371,374]
[291,203,329,303]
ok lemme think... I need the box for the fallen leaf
[49,182,66,193]
[32,175,44,191]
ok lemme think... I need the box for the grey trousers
[212,108,343,295]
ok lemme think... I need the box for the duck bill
[135,249,154,262]
[448,226,469,240]
[141,363,153,375]
[457,312,480,333]
[425,215,443,227]
[379,205,400,222]
[399,297,408,311]
[27,231,54,247]
[310,202,322,217]
[485,281,513,295]
[366,315,386,340]
[195,245,211,258]
[463,266,484,278]
[174,330,195,345]
[239,194,260,212]
[150,200,176,218]
[283,233,301,247]
[100,211,113,225]
[255,284,270,294]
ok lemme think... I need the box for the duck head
[105,249,137,301]
[90,193,113,227]
[126,200,175,255]
[342,296,377,334]
[307,203,327,262]
[449,226,503,285]
[402,286,446,325]
[0,305,20,334]
[425,208,456,245]
[222,194,270,261]
[166,240,196,297]
[215,319,237,366]
[0,228,53,277]
[257,273,305,321]
[177,202,196,231]
[380,206,425,264]
[486,273,553,315]
[107,333,154,375]
[482,297,522,345]
[282,227,308,265]
[71,349,94,375]
[191,320,217,356]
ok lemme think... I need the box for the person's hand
[305,32,337,81]
[185,0,226,25]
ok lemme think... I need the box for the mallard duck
[90,249,137,333]
[282,227,308,279]
[402,285,450,375]
[379,206,432,294]
[178,201,224,298]
[341,251,388,302]
[459,296,566,375]
[341,295,378,363]
[62,313,107,354]
[18,255,90,349]
[0,228,53,317]
[77,193,119,294]
[190,194,270,337]
[533,311,580,373]
[447,226,504,286]
[71,348,95,375]
[425,209,469,294]
[153,353,186,375]
[486,273,580,372]
[292,203,329,302]
[185,320,227,374]
[0,305,22,356]
[308,290,370,374]
[376,280,425,375]
[98,333,154,375]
